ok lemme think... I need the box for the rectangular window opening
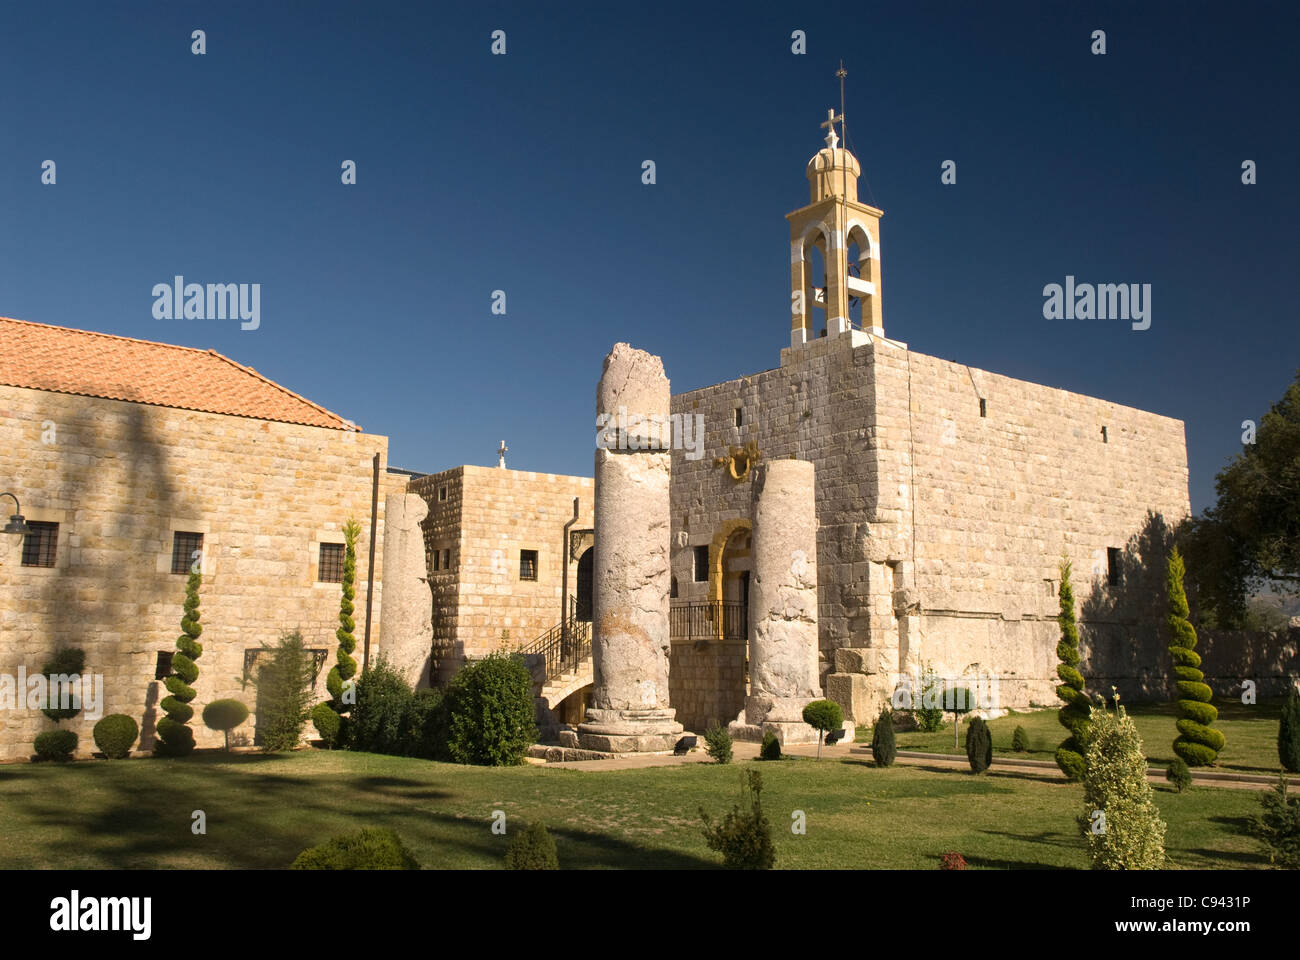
[693,544,709,582]
[318,542,345,582]
[1107,547,1122,587]
[520,549,538,581]
[21,520,58,568]
[979,398,987,418]
[171,531,204,575]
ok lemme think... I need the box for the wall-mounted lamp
[1,493,30,536]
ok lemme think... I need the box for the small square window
[1107,548,1122,587]
[520,549,538,581]
[318,543,345,582]
[438,485,448,502]
[171,531,204,575]
[694,545,709,582]
[21,521,58,567]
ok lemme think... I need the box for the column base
[576,708,684,754]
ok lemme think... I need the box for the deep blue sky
[1,1,1296,512]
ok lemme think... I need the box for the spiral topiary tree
[1166,547,1224,766]
[1054,557,1090,780]
[156,569,203,756]
[324,520,362,728]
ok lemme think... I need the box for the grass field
[0,748,1273,870]
[856,698,1290,774]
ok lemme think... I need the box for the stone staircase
[519,607,592,740]
[538,653,593,711]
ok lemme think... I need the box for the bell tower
[786,107,884,347]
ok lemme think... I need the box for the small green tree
[703,724,733,764]
[1077,693,1167,870]
[202,699,249,751]
[1167,548,1224,766]
[311,702,342,749]
[325,520,362,722]
[871,705,897,767]
[1055,557,1090,780]
[505,822,560,870]
[1012,725,1030,752]
[802,699,843,759]
[1278,686,1300,774]
[915,661,945,733]
[698,770,775,869]
[245,632,317,752]
[965,716,993,773]
[759,730,782,760]
[1248,774,1300,869]
[156,570,203,756]
[443,652,537,765]
[1165,758,1192,792]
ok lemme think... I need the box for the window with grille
[520,549,538,581]
[21,521,58,567]
[318,543,345,582]
[171,531,204,575]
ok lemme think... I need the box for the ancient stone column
[744,459,822,744]
[576,343,683,753]
[377,492,433,689]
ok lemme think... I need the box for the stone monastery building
[0,119,1201,758]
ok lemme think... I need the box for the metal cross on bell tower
[497,439,508,469]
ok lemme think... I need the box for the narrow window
[693,544,709,582]
[670,576,679,599]
[520,549,538,581]
[1107,548,1122,586]
[318,543,345,582]
[1101,425,1108,443]
[979,398,987,418]
[171,531,204,575]
[734,407,743,428]
[438,485,448,502]
[441,548,450,570]
[21,520,58,567]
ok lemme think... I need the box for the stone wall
[0,384,388,760]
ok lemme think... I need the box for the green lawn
[0,749,1272,869]
[856,698,1290,774]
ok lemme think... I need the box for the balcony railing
[670,600,747,643]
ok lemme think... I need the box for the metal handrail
[670,600,747,643]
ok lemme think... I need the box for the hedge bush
[290,828,421,870]
[34,729,77,762]
[202,699,249,750]
[704,724,733,764]
[1165,758,1192,792]
[349,657,415,755]
[1012,725,1030,752]
[311,702,342,749]
[871,706,896,767]
[443,652,537,766]
[1078,696,1167,869]
[1278,687,1300,774]
[505,822,559,870]
[965,716,992,773]
[699,770,775,869]
[1248,774,1300,869]
[403,690,448,760]
[92,714,137,759]
[759,730,781,761]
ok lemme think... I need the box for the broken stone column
[576,343,683,753]
[740,459,822,745]
[377,492,433,689]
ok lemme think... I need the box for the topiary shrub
[704,724,733,764]
[871,705,897,767]
[759,730,781,761]
[349,657,414,755]
[311,702,341,748]
[802,699,843,759]
[965,716,993,773]
[1012,725,1030,753]
[505,822,559,870]
[156,570,203,757]
[92,714,138,759]
[245,632,316,752]
[1165,758,1192,793]
[1077,693,1167,869]
[1055,557,1090,780]
[1278,687,1300,774]
[40,647,86,722]
[699,769,775,869]
[1248,773,1300,869]
[202,699,249,751]
[443,652,538,766]
[290,828,421,870]
[325,519,363,719]
[1167,548,1224,766]
[34,729,78,762]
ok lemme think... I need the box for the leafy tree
[1182,370,1300,626]
[1012,725,1030,752]
[349,656,415,755]
[915,661,945,733]
[1054,557,1090,780]
[703,724,733,764]
[311,702,341,749]
[1248,774,1300,869]
[444,652,537,766]
[1165,758,1192,793]
[156,570,203,756]
[246,631,317,752]
[802,699,843,759]
[965,716,992,773]
[871,705,896,767]
[1077,694,1167,870]
[325,520,362,721]
[1278,687,1300,774]
[505,822,560,870]
[698,770,775,869]
[1167,548,1224,766]
[202,699,249,751]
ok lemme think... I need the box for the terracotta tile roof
[0,316,359,431]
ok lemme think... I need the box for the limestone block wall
[669,640,746,734]
[411,466,593,684]
[0,385,388,760]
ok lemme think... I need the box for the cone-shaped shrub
[871,705,897,767]
[505,822,560,870]
[965,716,992,773]
[93,714,138,759]
[759,730,781,760]
[1165,758,1192,792]
[156,570,203,756]
[1078,693,1167,869]
[1166,548,1224,766]
[325,520,362,716]
[1055,558,1090,780]
[202,699,249,751]
[1278,687,1300,774]
[1012,725,1030,752]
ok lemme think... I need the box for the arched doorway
[575,547,593,622]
